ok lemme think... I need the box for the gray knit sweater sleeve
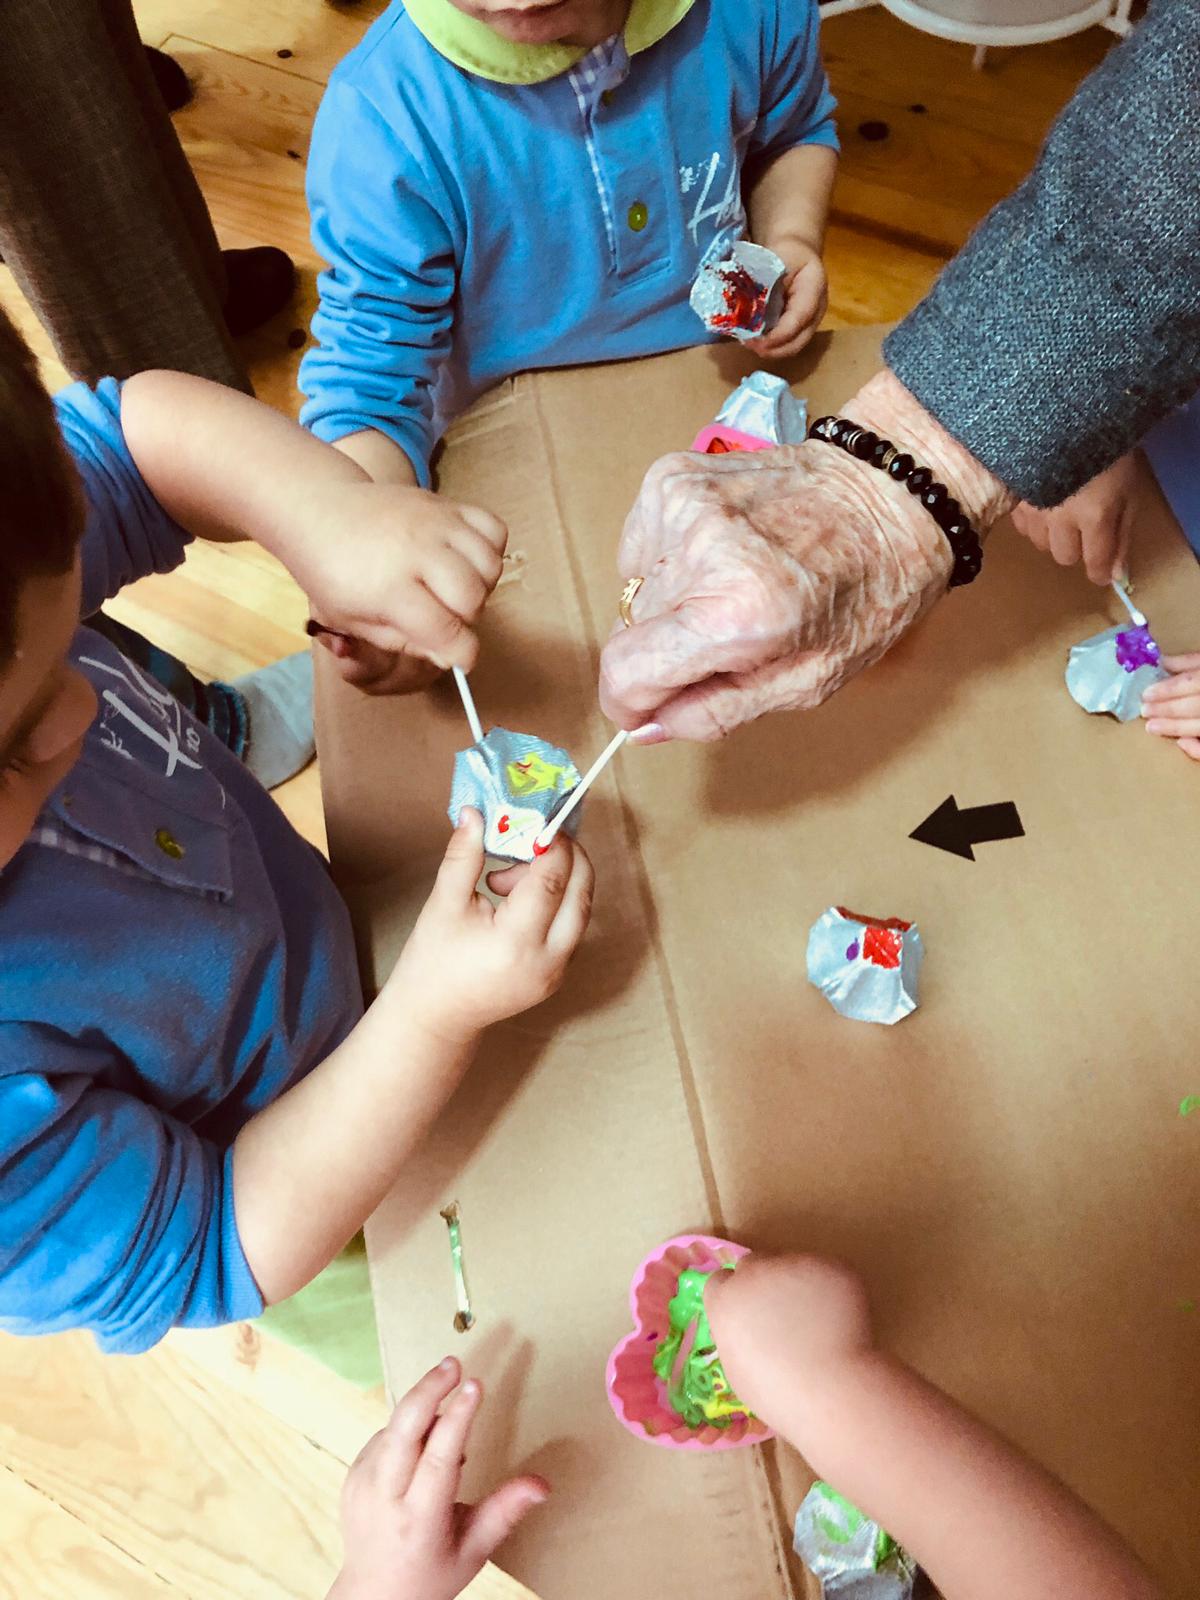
[883,1,1200,508]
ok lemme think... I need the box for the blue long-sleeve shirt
[0,381,362,1354]
[299,0,837,485]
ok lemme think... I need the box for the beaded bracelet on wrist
[808,415,983,588]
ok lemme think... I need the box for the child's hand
[388,810,595,1045]
[746,242,828,360]
[329,1358,549,1600]
[1141,651,1200,760]
[296,481,507,679]
[316,633,446,698]
[705,1253,873,1425]
[1010,451,1144,585]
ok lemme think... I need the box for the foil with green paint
[793,1481,916,1599]
[651,1266,754,1429]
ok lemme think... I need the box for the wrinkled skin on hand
[599,442,954,742]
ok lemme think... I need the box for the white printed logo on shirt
[78,653,204,777]
[679,151,746,258]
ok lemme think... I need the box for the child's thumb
[461,1477,550,1569]
[434,809,485,904]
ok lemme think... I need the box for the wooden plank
[0,1468,174,1600]
[135,0,385,86]
[0,1332,345,1600]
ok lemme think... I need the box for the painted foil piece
[1065,623,1168,722]
[690,240,787,342]
[807,906,923,1026]
[794,1481,916,1600]
[715,371,807,445]
[448,728,581,862]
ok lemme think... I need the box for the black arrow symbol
[910,795,1024,861]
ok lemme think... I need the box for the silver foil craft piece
[690,240,787,342]
[448,728,581,862]
[715,372,807,445]
[807,906,923,1026]
[794,1481,917,1600]
[1065,623,1168,721]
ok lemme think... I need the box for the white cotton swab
[1112,579,1147,628]
[534,728,631,852]
[452,666,485,745]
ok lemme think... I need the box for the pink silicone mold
[605,1232,774,1452]
[690,423,774,456]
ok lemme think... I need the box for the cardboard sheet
[316,331,1200,1600]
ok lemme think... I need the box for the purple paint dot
[1115,624,1160,673]
[846,940,860,961]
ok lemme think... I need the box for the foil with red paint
[690,240,787,345]
[448,727,581,862]
[807,906,924,1026]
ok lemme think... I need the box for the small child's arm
[118,370,506,680]
[301,81,456,491]
[707,1255,1159,1600]
[743,0,839,359]
[232,813,594,1306]
[328,1359,548,1600]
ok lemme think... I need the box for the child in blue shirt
[0,305,593,1354]
[299,0,838,491]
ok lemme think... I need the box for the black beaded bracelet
[808,415,983,588]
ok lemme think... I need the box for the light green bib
[403,0,698,85]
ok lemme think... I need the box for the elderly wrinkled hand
[599,441,951,741]
[599,371,1011,742]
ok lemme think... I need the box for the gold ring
[619,576,644,628]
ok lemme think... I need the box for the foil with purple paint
[715,372,807,445]
[793,1480,916,1599]
[1065,623,1169,722]
[448,728,581,862]
[807,906,924,1026]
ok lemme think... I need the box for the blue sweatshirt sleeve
[748,0,839,165]
[53,378,193,620]
[299,81,456,488]
[0,1051,262,1354]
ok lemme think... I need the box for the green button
[627,200,648,232]
[155,827,184,860]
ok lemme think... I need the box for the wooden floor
[0,5,1113,1596]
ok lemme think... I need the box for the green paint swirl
[651,1266,754,1430]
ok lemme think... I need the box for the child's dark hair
[0,305,84,666]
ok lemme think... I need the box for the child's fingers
[406,1378,481,1519]
[450,524,506,591]
[458,1476,551,1571]
[1177,735,1200,761]
[1158,653,1200,674]
[374,1358,462,1497]
[1047,514,1084,569]
[1144,712,1200,737]
[455,502,509,557]
[1142,671,1200,706]
[434,811,487,905]
[484,861,527,899]
[497,835,574,942]
[546,841,596,958]
[422,548,491,624]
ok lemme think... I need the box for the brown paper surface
[316,331,1200,1600]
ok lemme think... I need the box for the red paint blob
[532,840,549,856]
[710,264,769,332]
[497,814,510,834]
[862,926,903,970]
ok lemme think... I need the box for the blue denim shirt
[0,381,362,1353]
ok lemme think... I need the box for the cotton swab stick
[452,666,485,745]
[440,1201,475,1333]
[534,728,630,853]
[1112,579,1147,628]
